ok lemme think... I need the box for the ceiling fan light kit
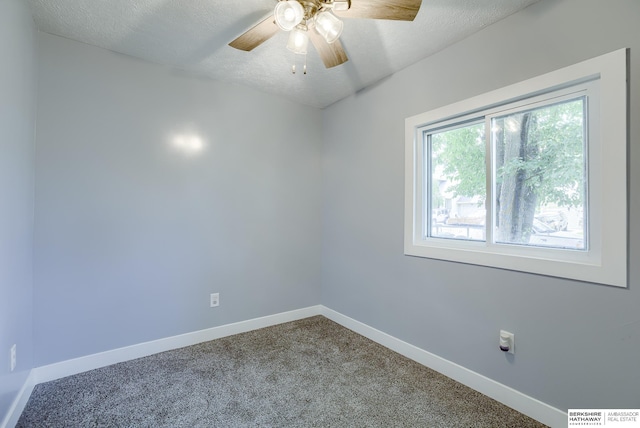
[287,27,310,54]
[274,0,305,31]
[229,0,422,72]
[315,11,344,44]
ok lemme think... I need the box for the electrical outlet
[10,344,16,372]
[210,293,219,308]
[499,330,515,354]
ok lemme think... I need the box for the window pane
[428,122,486,241]
[492,98,586,250]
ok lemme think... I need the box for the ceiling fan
[229,0,422,72]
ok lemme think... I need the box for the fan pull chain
[291,50,296,74]
[291,53,308,75]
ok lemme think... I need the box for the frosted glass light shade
[315,11,343,44]
[286,28,309,54]
[274,1,304,31]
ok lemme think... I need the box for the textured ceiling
[27,0,540,108]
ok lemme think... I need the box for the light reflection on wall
[170,132,206,156]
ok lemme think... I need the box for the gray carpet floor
[17,316,547,427]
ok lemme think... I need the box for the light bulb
[284,8,294,21]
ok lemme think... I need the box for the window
[405,49,628,287]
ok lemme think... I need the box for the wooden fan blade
[229,15,279,51]
[334,0,422,21]
[308,30,348,68]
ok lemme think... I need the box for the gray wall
[0,0,37,419]
[321,0,640,411]
[33,34,323,366]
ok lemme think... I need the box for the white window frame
[404,49,628,287]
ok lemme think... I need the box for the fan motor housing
[298,0,320,20]
[297,0,351,20]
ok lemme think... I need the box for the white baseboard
[1,371,36,428]
[8,304,565,428]
[33,305,322,384]
[320,306,567,428]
